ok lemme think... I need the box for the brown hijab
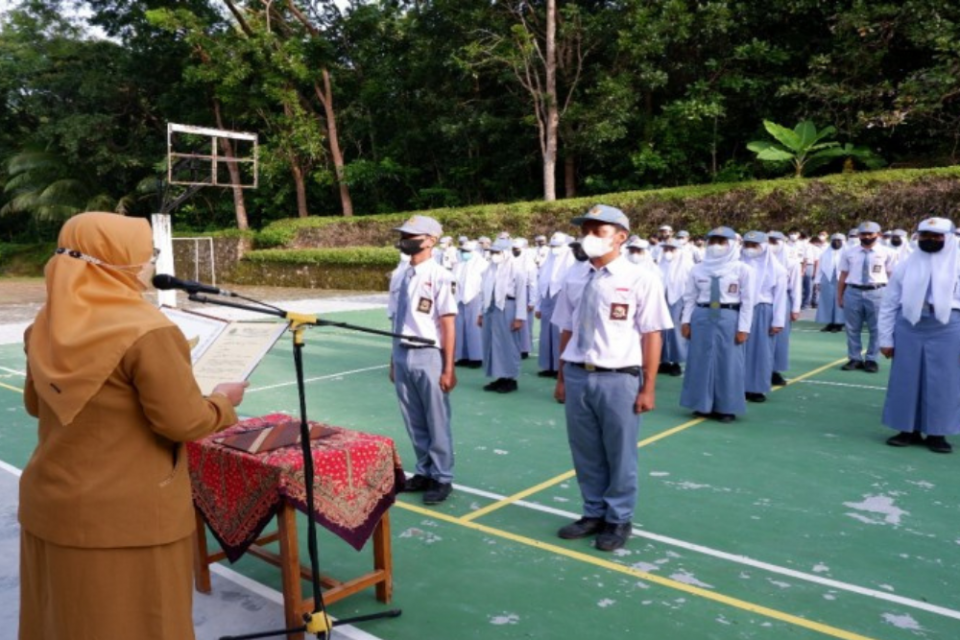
[27,212,172,425]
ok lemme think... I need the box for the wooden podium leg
[277,503,304,640]
[193,508,212,594]
[373,512,393,603]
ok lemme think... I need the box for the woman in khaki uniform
[19,212,247,640]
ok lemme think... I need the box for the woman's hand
[211,382,249,407]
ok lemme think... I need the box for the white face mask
[491,253,505,264]
[743,247,764,259]
[769,243,784,254]
[788,233,799,242]
[706,243,730,259]
[581,234,613,259]
[818,234,828,242]
[678,237,688,245]
[550,246,564,255]
[662,251,677,262]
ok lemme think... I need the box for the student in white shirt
[879,217,960,453]
[552,205,672,552]
[837,221,897,372]
[389,215,459,504]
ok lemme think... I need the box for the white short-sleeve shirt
[389,259,458,348]
[552,256,673,368]
[839,244,896,285]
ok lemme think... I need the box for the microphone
[152,274,237,297]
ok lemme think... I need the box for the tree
[747,120,882,178]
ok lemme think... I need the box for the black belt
[571,362,641,376]
[506,296,516,300]
[697,303,741,310]
[400,343,436,350]
[849,283,886,290]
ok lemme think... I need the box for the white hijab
[659,248,691,305]
[741,243,785,298]
[482,252,517,311]
[701,240,740,278]
[817,236,845,283]
[900,228,958,326]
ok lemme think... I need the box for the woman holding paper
[19,212,248,640]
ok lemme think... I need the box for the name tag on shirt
[417,297,433,314]
[610,303,629,321]
[451,281,458,295]
[728,283,739,294]
[872,264,882,274]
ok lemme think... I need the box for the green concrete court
[2,310,959,640]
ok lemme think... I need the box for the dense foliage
[1,0,958,241]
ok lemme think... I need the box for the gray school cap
[768,231,786,241]
[918,217,955,234]
[706,226,737,240]
[858,221,881,234]
[892,229,908,237]
[742,230,768,244]
[394,215,443,237]
[677,230,691,238]
[571,204,630,232]
[491,238,513,252]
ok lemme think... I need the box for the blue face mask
[460,251,473,262]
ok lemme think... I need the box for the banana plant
[747,120,882,177]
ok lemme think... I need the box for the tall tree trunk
[543,0,558,202]
[315,70,353,217]
[291,163,308,217]
[213,100,249,230]
[564,154,576,199]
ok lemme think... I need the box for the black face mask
[860,236,877,246]
[397,238,425,256]
[570,245,589,262]
[831,241,843,250]
[918,239,945,253]
[890,237,903,247]
[512,248,522,257]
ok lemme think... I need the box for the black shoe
[658,362,672,374]
[483,378,505,391]
[693,411,713,419]
[771,372,787,386]
[537,370,558,378]
[455,359,469,366]
[841,359,864,371]
[423,482,453,504]
[595,522,632,552]
[670,363,683,377]
[716,413,735,424]
[558,517,604,539]
[926,436,952,454]
[863,360,879,373]
[496,379,518,393]
[403,474,433,492]
[820,325,831,332]
[745,392,766,403]
[831,324,844,333]
[521,352,530,360]
[467,360,484,368]
[886,431,924,447]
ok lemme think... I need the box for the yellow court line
[460,355,851,524]
[397,500,879,640]
[0,381,23,394]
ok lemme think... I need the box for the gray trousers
[843,287,884,362]
[563,363,642,524]
[393,345,454,483]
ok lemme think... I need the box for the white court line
[795,379,886,391]
[0,461,383,640]
[0,366,25,376]
[433,476,960,622]
[247,364,389,393]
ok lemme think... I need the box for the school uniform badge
[610,303,629,320]
[727,283,739,294]
[417,297,433,313]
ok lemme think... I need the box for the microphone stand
[186,291,422,639]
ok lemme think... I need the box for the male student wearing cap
[879,217,960,454]
[552,205,673,552]
[389,215,459,504]
[837,221,896,373]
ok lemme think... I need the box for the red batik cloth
[187,413,404,562]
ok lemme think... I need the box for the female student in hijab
[19,212,247,640]
[816,233,847,332]
[479,238,528,393]
[740,231,787,403]
[657,239,692,376]
[767,231,801,386]
[453,240,488,368]
[879,217,960,454]
[679,227,756,423]
[535,232,574,377]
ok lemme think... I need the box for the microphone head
[152,274,177,290]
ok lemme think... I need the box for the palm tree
[1,149,117,221]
